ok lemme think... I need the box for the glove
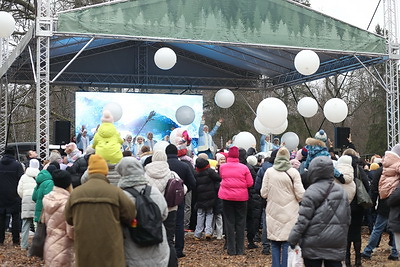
[290,243,296,249]
[336,174,346,184]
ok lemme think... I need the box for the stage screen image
[75,92,203,144]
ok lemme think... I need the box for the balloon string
[237,91,257,116]
[289,86,312,137]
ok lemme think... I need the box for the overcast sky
[308,0,384,31]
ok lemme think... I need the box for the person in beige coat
[42,170,74,267]
[335,155,356,202]
[261,147,305,267]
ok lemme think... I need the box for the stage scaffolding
[0,0,398,158]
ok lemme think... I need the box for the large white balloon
[294,50,320,76]
[323,98,348,123]
[281,132,300,151]
[268,119,288,135]
[103,102,123,122]
[215,88,235,108]
[233,131,256,150]
[297,97,318,118]
[254,117,270,135]
[153,141,170,152]
[154,47,177,70]
[175,105,195,125]
[256,97,288,129]
[0,12,15,38]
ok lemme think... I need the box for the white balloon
[153,141,170,152]
[215,88,235,108]
[297,97,318,118]
[154,47,177,70]
[281,132,299,151]
[268,119,288,135]
[323,98,348,123]
[254,117,270,135]
[232,131,256,150]
[294,50,320,76]
[175,105,195,125]
[256,97,288,129]
[0,12,15,38]
[103,102,123,122]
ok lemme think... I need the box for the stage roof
[1,0,388,91]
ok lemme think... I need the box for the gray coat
[288,157,351,261]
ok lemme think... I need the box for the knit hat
[276,147,290,160]
[315,130,327,142]
[29,159,40,169]
[337,155,352,166]
[88,154,109,176]
[215,153,226,162]
[152,150,167,162]
[65,142,77,152]
[47,161,60,175]
[195,157,209,169]
[4,146,15,156]
[391,144,400,157]
[247,155,257,166]
[370,163,380,171]
[165,144,178,155]
[198,153,209,160]
[228,146,239,158]
[101,109,114,123]
[52,169,72,189]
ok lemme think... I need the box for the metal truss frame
[384,0,400,149]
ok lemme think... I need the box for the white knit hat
[246,155,257,166]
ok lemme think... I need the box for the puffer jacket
[261,167,304,241]
[32,170,54,222]
[17,167,40,218]
[195,158,221,209]
[288,157,351,261]
[335,155,356,202]
[145,160,181,212]
[42,187,73,267]
[218,157,253,201]
[379,151,400,199]
[93,122,123,164]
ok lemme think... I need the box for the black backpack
[124,185,163,246]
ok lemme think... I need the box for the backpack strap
[143,185,152,197]
[124,187,141,198]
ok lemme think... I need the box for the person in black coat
[239,148,262,249]
[193,158,221,239]
[165,144,196,259]
[66,146,95,188]
[0,147,24,245]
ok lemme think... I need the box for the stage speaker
[54,121,71,145]
[334,127,350,149]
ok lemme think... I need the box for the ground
[0,228,398,266]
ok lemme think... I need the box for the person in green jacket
[32,162,58,222]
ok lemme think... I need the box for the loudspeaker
[54,121,71,145]
[334,127,350,149]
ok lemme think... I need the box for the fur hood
[305,137,326,147]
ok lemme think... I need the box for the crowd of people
[1,112,400,267]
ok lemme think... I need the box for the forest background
[0,0,388,158]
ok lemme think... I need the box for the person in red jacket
[218,146,253,255]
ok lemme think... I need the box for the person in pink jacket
[218,146,253,255]
[42,170,74,267]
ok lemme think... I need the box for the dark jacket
[288,157,351,261]
[195,158,221,209]
[166,154,196,191]
[370,167,390,217]
[387,183,400,233]
[66,153,91,188]
[0,154,24,213]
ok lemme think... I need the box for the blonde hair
[343,148,358,157]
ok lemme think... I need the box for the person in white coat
[335,155,356,203]
[261,147,305,267]
[17,159,40,250]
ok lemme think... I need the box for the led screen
[75,92,203,143]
